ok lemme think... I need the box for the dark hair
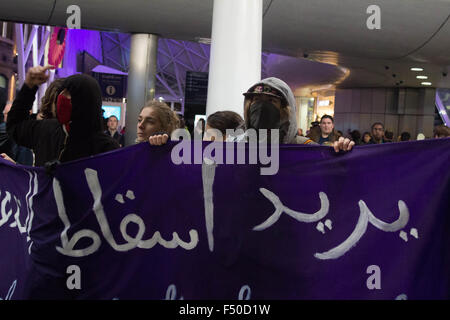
[39,78,65,119]
[350,130,361,144]
[433,125,450,138]
[320,115,334,123]
[0,87,6,123]
[371,122,384,131]
[400,131,411,141]
[385,130,394,140]
[361,131,371,142]
[207,111,244,135]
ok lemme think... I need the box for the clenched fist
[24,65,55,88]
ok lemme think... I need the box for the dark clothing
[318,135,331,145]
[13,144,34,165]
[1,122,34,166]
[105,130,125,147]
[7,75,119,166]
[368,138,388,144]
[308,129,340,145]
[58,74,120,162]
[0,122,14,155]
[0,87,6,123]
[6,85,66,166]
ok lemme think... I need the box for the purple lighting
[435,90,450,127]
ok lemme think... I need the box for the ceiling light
[421,82,432,86]
[411,67,423,71]
[416,75,428,79]
[195,37,211,45]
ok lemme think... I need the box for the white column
[124,33,158,146]
[206,0,262,118]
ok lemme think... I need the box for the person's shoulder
[39,118,64,133]
[295,136,317,145]
[97,131,120,149]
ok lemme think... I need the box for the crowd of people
[1,64,449,167]
[301,114,450,146]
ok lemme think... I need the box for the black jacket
[7,75,119,166]
[105,130,125,147]
[0,87,14,155]
[0,122,15,156]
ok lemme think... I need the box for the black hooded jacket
[0,87,14,155]
[7,74,119,166]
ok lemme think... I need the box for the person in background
[136,101,180,144]
[384,130,394,143]
[350,130,362,145]
[368,122,388,144]
[177,114,190,135]
[433,125,450,138]
[0,87,34,165]
[308,115,341,146]
[361,132,372,144]
[203,110,244,141]
[306,125,321,142]
[398,132,411,142]
[297,128,304,136]
[194,118,206,139]
[105,115,125,147]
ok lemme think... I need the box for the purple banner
[0,139,449,300]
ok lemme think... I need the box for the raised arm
[7,65,54,148]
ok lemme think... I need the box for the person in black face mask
[243,82,292,144]
[239,77,354,152]
[148,77,354,152]
[7,65,119,166]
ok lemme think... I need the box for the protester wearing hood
[239,77,354,152]
[239,77,309,144]
[7,65,119,166]
[149,77,354,152]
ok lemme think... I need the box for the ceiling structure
[1,0,449,91]
[100,32,276,101]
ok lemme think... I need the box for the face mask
[56,94,72,132]
[247,100,290,143]
[247,100,280,131]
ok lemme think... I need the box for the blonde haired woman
[136,101,180,143]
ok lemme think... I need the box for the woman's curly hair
[39,78,65,119]
[141,101,180,134]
